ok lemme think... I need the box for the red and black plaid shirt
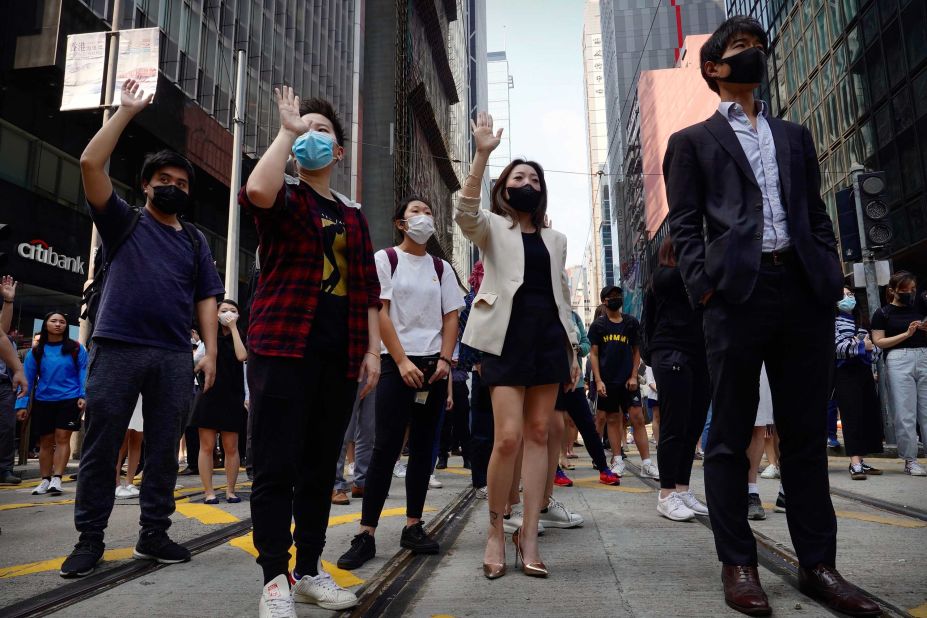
[239,182,380,380]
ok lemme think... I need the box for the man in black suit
[664,16,879,618]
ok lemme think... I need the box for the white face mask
[219,311,238,325]
[404,214,435,244]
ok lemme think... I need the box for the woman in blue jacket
[16,312,88,496]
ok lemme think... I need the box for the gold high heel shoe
[512,528,548,578]
[483,536,507,580]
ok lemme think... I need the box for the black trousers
[833,362,884,457]
[468,371,493,488]
[703,261,837,568]
[652,349,711,490]
[557,387,610,471]
[361,355,445,528]
[248,352,355,583]
[438,379,471,460]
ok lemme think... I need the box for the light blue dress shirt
[719,100,791,252]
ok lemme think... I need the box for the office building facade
[728,0,927,275]
[486,50,513,184]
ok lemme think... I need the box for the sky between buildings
[486,0,592,265]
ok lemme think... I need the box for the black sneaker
[133,530,191,564]
[337,531,376,570]
[400,522,439,554]
[774,491,786,513]
[0,470,22,485]
[849,463,867,480]
[60,539,105,578]
[861,461,882,475]
[747,493,766,520]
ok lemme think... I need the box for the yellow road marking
[909,601,927,617]
[760,503,925,528]
[328,506,435,527]
[175,502,240,524]
[437,467,470,477]
[0,548,134,579]
[572,476,653,493]
[229,534,364,588]
[0,499,74,511]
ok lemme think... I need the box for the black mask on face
[606,298,622,311]
[896,291,915,306]
[718,47,767,85]
[506,184,542,213]
[151,184,190,215]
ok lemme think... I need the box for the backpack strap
[103,208,143,267]
[432,256,444,281]
[180,221,202,289]
[385,247,399,277]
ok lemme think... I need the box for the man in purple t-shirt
[60,79,224,578]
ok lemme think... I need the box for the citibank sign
[17,239,86,274]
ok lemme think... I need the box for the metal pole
[852,168,895,444]
[223,49,247,301]
[78,0,123,346]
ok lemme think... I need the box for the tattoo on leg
[489,510,500,527]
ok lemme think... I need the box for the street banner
[61,27,159,111]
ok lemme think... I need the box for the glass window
[815,8,829,53]
[903,4,927,70]
[806,25,819,64]
[897,129,924,195]
[0,125,30,185]
[35,147,58,194]
[850,62,868,119]
[913,68,927,119]
[861,4,880,46]
[842,0,859,22]
[880,145,902,205]
[58,158,81,205]
[859,119,877,161]
[796,35,807,80]
[883,22,906,87]
[879,0,898,27]
[892,85,915,133]
[874,104,893,147]
[846,25,863,63]
[821,55,833,93]
[866,44,887,104]
[833,42,847,78]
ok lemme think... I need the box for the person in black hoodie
[643,237,710,523]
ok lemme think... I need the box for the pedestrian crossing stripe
[909,601,927,617]
[0,499,74,511]
[0,548,135,579]
[229,534,364,588]
[174,502,240,524]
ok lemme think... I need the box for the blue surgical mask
[292,131,335,171]
[837,296,856,313]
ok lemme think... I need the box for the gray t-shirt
[90,192,225,352]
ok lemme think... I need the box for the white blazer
[455,195,578,356]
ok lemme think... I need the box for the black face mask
[151,184,190,215]
[896,291,915,306]
[506,184,542,213]
[718,47,767,85]
[606,298,622,311]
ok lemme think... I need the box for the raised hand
[119,79,153,115]
[276,86,309,136]
[1,275,16,302]
[470,112,503,154]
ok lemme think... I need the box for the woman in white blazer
[455,112,579,579]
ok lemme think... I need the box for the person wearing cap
[588,286,659,480]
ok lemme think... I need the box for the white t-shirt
[644,366,657,401]
[376,248,465,357]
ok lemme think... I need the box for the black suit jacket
[663,110,844,307]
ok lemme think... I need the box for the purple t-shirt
[89,192,225,352]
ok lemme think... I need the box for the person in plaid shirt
[241,87,381,616]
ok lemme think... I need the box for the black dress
[481,232,571,387]
[191,331,246,433]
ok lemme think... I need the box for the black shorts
[596,383,642,414]
[31,398,82,435]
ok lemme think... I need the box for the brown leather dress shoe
[331,490,350,506]
[798,564,882,616]
[722,565,772,616]
[351,484,364,498]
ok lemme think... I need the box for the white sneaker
[677,489,708,515]
[502,509,546,535]
[48,476,63,494]
[126,484,140,497]
[474,486,488,499]
[539,497,584,528]
[905,460,927,476]
[393,462,407,478]
[115,484,134,499]
[640,461,660,479]
[610,457,625,477]
[32,478,50,495]
[259,574,296,618]
[347,462,355,477]
[760,464,780,479]
[657,492,696,521]
[293,569,358,610]
[429,474,443,489]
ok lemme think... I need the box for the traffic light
[857,171,893,250]
[835,188,860,261]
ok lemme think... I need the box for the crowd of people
[1,15,926,618]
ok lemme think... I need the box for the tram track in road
[0,518,254,618]
[828,487,927,523]
[622,461,913,618]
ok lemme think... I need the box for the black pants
[703,261,836,568]
[833,362,884,457]
[248,352,355,583]
[361,355,445,528]
[468,371,493,488]
[557,387,609,471]
[652,349,711,489]
[75,341,191,538]
[439,380,471,460]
